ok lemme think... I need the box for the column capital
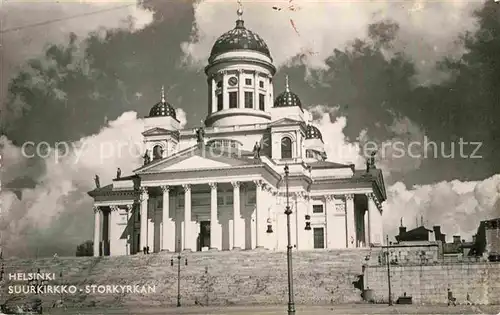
[295,191,307,201]
[238,68,244,74]
[160,185,170,193]
[126,204,133,212]
[93,206,101,213]
[140,187,148,195]
[182,184,191,192]
[253,180,263,188]
[209,182,217,190]
[110,205,120,212]
[325,195,335,202]
[231,181,241,189]
[345,194,354,201]
[366,192,375,200]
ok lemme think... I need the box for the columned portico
[93,206,101,257]
[232,181,242,250]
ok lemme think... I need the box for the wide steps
[1,249,370,308]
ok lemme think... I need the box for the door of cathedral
[198,221,210,251]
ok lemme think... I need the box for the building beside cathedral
[88,7,386,256]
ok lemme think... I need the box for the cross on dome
[161,85,166,104]
[237,0,243,20]
[285,75,290,92]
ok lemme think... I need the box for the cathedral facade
[88,8,386,256]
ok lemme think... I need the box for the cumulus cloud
[0,112,147,257]
[0,0,154,112]
[384,176,500,242]
[308,105,499,242]
[181,0,481,81]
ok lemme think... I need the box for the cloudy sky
[1,0,500,257]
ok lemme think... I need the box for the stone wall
[364,262,500,305]
[368,243,440,265]
[1,249,370,308]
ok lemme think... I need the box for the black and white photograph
[0,0,500,314]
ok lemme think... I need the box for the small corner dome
[209,9,271,60]
[306,125,322,140]
[148,87,177,119]
[149,101,177,119]
[273,76,302,108]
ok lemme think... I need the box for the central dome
[210,13,271,60]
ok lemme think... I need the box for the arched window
[153,145,163,160]
[281,137,293,159]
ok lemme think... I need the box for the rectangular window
[217,94,223,111]
[259,94,265,111]
[313,228,325,249]
[259,81,264,88]
[229,92,237,108]
[306,151,314,158]
[217,196,224,206]
[313,204,324,214]
[244,92,253,109]
[245,78,252,85]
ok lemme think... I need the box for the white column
[209,182,220,250]
[93,206,101,257]
[364,210,369,246]
[211,76,216,113]
[255,181,265,248]
[183,184,192,251]
[253,71,258,109]
[126,204,133,255]
[161,185,175,251]
[232,181,241,249]
[109,206,120,256]
[140,188,148,252]
[238,69,244,108]
[367,193,380,245]
[346,194,356,248]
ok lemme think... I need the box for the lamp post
[171,252,187,307]
[385,235,393,306]
[284,165,296,314]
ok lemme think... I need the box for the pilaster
[254,180,265,248]
[325,195,335,249]
[238,69,244,109]
[345,194,356,248]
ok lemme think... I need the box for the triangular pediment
[269,117,302,126]
[142,127,176,136]
[134,145,254,173]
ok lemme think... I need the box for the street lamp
[170,253,187,307]
[385,235,393,306]
[284,165,296,315]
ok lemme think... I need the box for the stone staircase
[1,249,370,308]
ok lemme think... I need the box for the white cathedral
[88,7,386,256]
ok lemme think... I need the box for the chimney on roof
[399,226,406,236]
[453,235,461,244]
[433,226,442,242]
